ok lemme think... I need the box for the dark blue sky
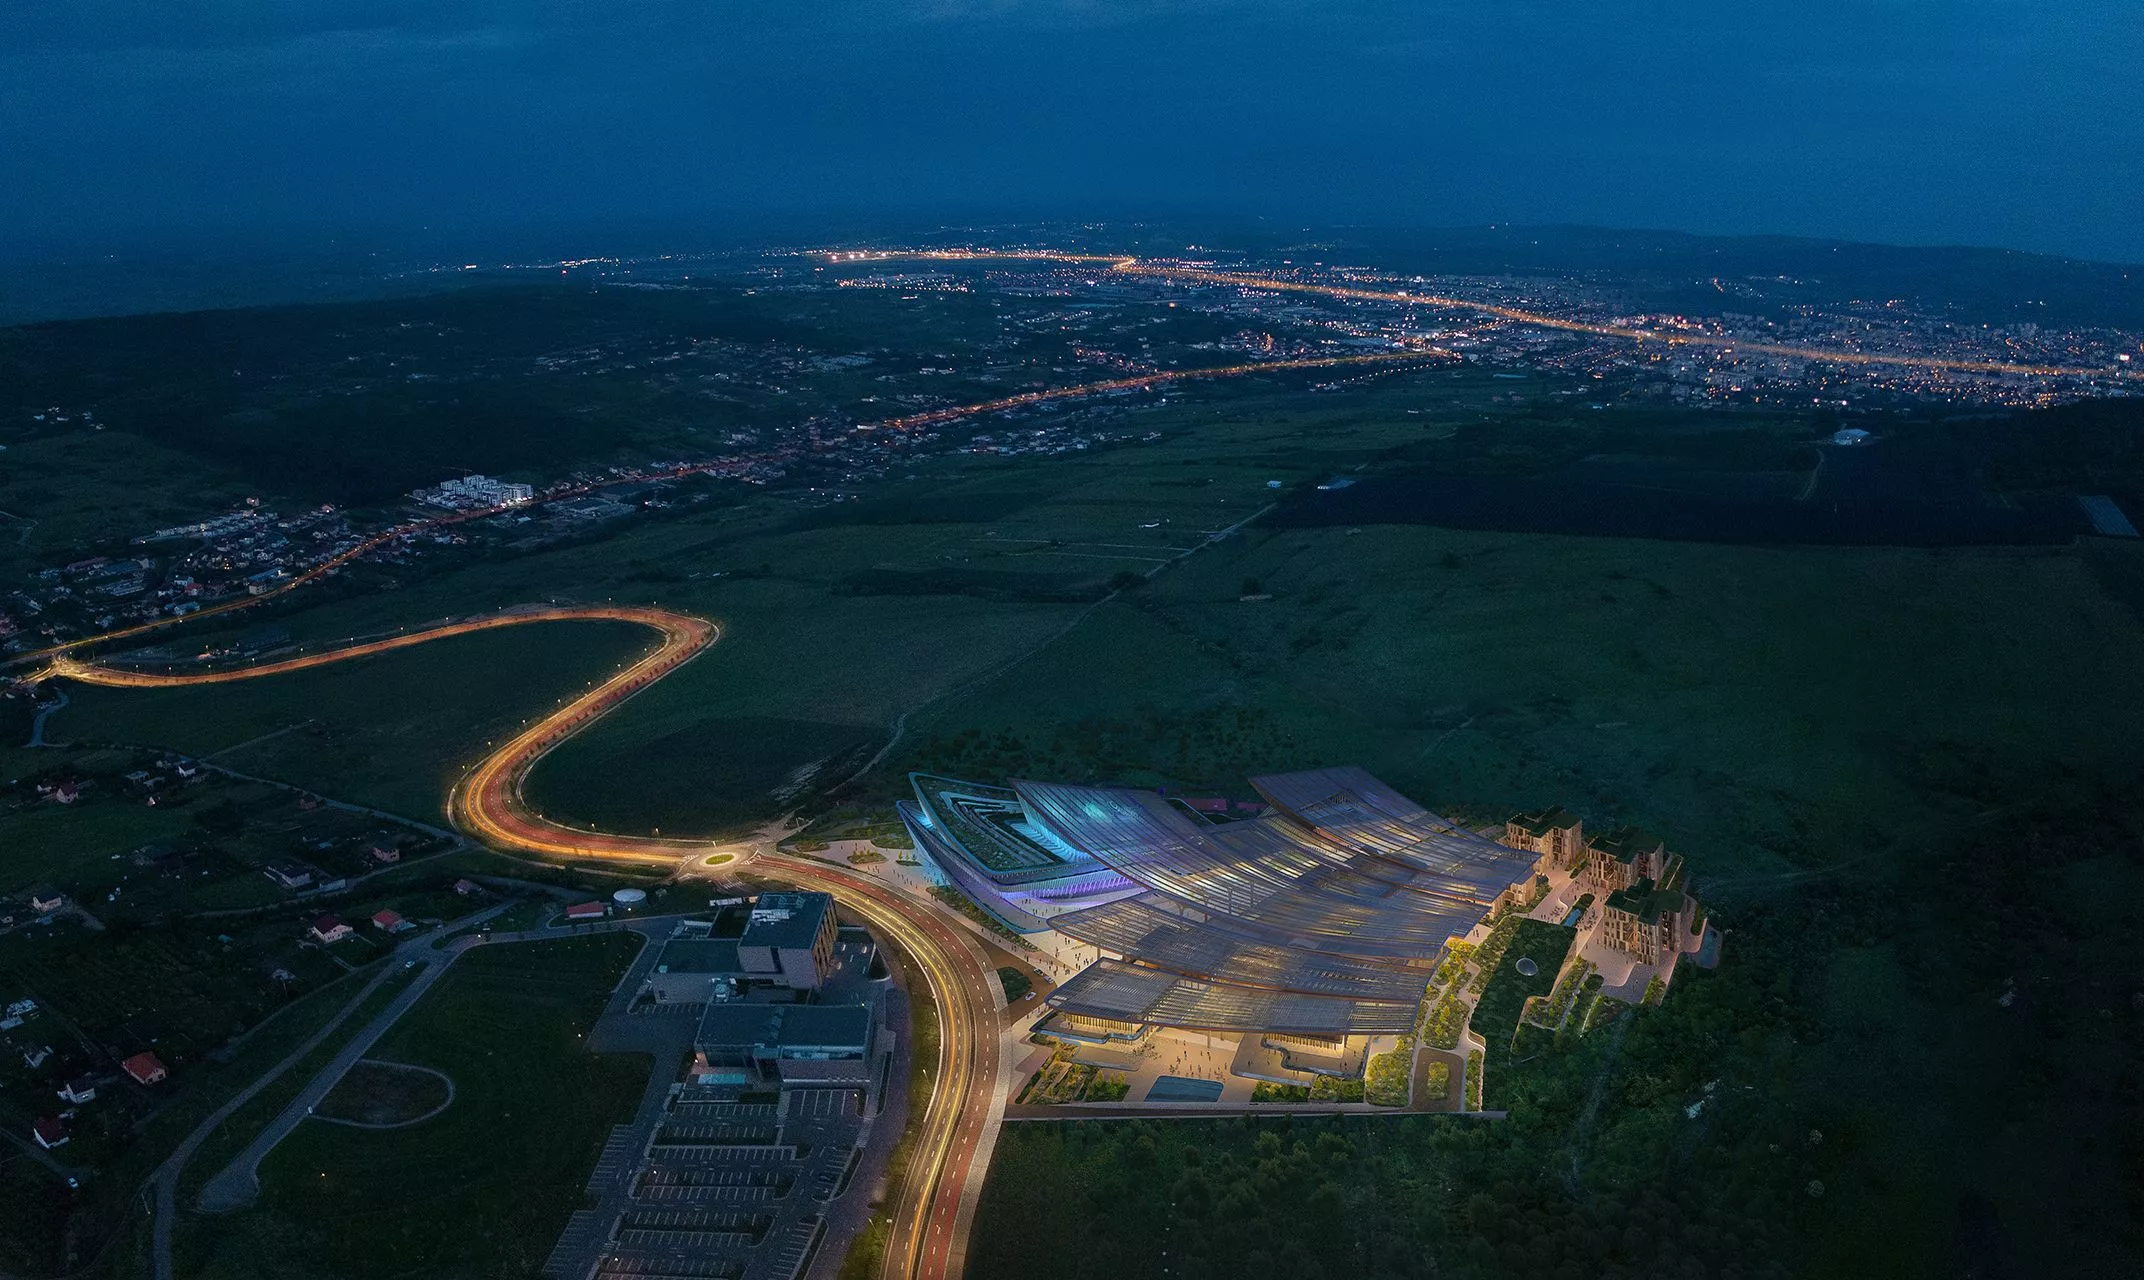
[6,0,2140,262]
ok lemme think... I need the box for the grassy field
[904,526,2144,875]
[0,796,197,896]
[313,1060,451,1125]
[26,369,2144,1277]
[50,618,654,825]
[179,932,646,1280]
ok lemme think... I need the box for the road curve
[45,607,1003,1280]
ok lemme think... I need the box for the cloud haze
[4,0,2139,260]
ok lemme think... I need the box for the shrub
[1423,991,1469,1049]
[1365,1047,1412,1107]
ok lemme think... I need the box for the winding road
[41,607,1007,1280]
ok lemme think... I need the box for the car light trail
[42,607,999,1280]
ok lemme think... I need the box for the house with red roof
[309,915,353,944]
[372,909,412,934]
[563,901,607,922]
[122,1051,168,1085]
[33,1116,67,1150]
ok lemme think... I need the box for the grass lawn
[1468,919,1577,1102]
[179,933,647,1280]
[313,1060,451,1126]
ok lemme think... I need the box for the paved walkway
[193,921,500,1210]
[149,905,503,1280]
[194,914,653,1213]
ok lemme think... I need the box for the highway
[43,608,1006,1280]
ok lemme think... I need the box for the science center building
[898,766,1552,1048]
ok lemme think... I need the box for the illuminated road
[868,348,1447,433]
[838,247,2138,381]
[42,608,1005,1280]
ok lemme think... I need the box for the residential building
[1584,826,1669,893]
[33,1117,67,1150]
[122,1052,169,1085]
[1599,878,1695,965]
[263,860,314,890]
[58,1074,97,1105]
[1504,807,1585,876]
[27,885,65,915]
[309,915,353,944]
[372,910,412,934]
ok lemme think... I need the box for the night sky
[6,0,2140,262]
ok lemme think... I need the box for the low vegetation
[1365,1042,1413,1107]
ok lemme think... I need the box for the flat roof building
[694,1001,875,1087]
[644,937,744,1004]
[738,893,837,991]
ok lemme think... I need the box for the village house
[264,860,315,890]
[309,915,354,944]
[122,1052,169,1085]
